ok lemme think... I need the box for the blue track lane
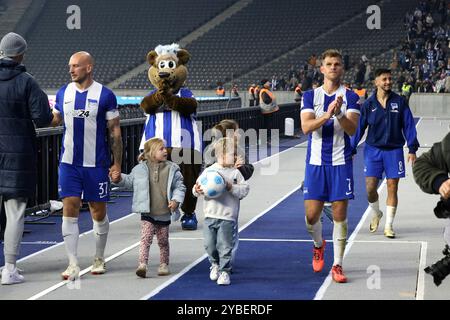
[150,145,368,300]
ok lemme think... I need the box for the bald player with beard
[51,52,122,280]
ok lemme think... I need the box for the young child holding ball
[193,137,250,285]
[111,138,186,278]
[204,119,254,270]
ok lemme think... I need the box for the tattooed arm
[108,117,123,176]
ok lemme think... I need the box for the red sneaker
[312,240,326,273]
[331,264,347,283]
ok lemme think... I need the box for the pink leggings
[139,220,169,265]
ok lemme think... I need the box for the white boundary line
[416,241,428,300]
[139,183,304,300]
[28,241,140,300]
[9,212,139,267]
[23,140,305,300]
[139,254,209,301]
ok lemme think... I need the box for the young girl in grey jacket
[111,138,186,278]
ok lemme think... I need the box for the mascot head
[146,43,190,93]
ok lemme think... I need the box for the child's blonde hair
[143,138,165,160]
[214,137,237,159]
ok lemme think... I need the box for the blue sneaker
[181,213,198,230]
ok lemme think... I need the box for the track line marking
[27,241,140,300]
[416,241,428,300]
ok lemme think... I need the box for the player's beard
[73,73,88,84]
[382,85,392,94]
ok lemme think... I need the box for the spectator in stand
[343,52,350,71]
[278,77,286,91]
[271,75,278,91]
[423,78,435,92]
[308,54,317,67]
[425,13,435,28]
[401,81,413,103]
[294,83,302,103]
[445,73,450,93]
[435,73,447,93]
[231,84,239,97]
[248,83,256,106]
[397,72,406,92]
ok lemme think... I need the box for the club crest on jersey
[88,99,98,108]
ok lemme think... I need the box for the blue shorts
[303,163,354,202]
[364,145,405,179]
[58,163,110,202]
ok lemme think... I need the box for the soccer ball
[197,169,226,199]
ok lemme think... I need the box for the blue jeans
[203,217,235,273]
[231,222,239,266]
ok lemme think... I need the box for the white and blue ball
[197,169,226,199]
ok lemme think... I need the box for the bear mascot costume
[139,43,202,230]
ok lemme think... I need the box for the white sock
[93,215,109,259]
[62,216,79,266]
[5,262,15,272]
[305,217,323,248]
[385,206,397,229]
[369,200,380,216]
[333,219,348,266]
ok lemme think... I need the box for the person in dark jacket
[259,79,279,146]
[0,32,53,285]
[351,68,419,239]
[413,132,450,198]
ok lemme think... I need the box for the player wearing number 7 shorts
[51,52,122,280]
[300,49,361,283]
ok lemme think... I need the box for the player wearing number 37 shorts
[51,52,122,280]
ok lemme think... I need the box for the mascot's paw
[164,95,177,109]
[140,93,164,114]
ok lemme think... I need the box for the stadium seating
[237,0,418,90]
[119,0,382,90]
[23,0,237,89]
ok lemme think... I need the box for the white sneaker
[158,263,170,276]
[136,263,147,278]
[61,264,80,280]
[209,264,219,281]
[217,271,231,285]
[1,267,24,285]
[369,210,383,233]
[384,225,396,238]
[91,257,106,275]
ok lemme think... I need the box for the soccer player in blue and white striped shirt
[51,52,122,280]
[300,49,360,283]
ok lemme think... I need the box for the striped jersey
[54,81,119,167]
[139,88,202,152]
[301,85,360,166]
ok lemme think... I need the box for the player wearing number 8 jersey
[51,52,123,280]
[300,49,360,283]
[350,68,419,239]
